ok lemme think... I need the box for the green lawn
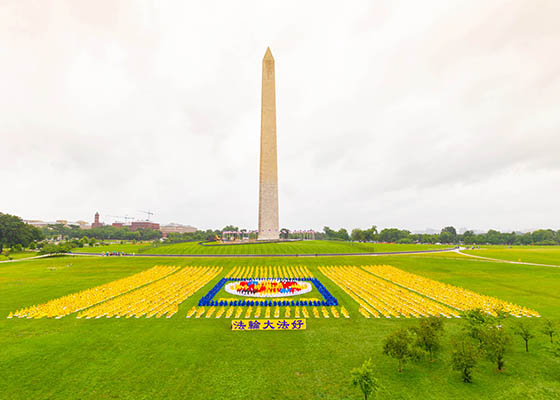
[1,252,559,399]
[0,250,39,261]
[73,243,154,254]
[463,245,560,265]
[73,240,449,255]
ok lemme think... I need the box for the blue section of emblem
[197,277,338,307]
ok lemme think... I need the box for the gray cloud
[1,0,559,232]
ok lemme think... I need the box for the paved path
[455,249,560,268]
[0,254,53,263]
[0,252,101,264]
[5,248,559,270]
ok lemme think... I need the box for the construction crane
[139,210,154,221]
[107,215,135,223]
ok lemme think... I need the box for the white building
[160,223,197,237]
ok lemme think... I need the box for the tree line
[0,213,43,253]
[321,225,560,245]
[41,224,162,241]
[3,210,560,252]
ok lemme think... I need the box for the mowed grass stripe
[72,241,450,256]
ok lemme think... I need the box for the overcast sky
[1,1,559,232]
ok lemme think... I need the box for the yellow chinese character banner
[231,319,306,331]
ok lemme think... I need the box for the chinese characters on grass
[231,319,306,331]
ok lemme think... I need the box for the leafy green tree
[383,328,423,372]
[412,317,444,361]
[542,319,556,344]
[531,229,557,245]
[351,226,378,242]
[0,212,43,252]
[462,230,475,245]
[441,226,457,243]
[439,231,453,244]
[551,341,560,358]
[450,340,479,383]
[351,358,380,400]
[514,320,535,352]
[481,325,511,371]
[323,226,350,241]
[39,242,72,255]
[323,226,336,239]
[442,226,457,236]
[365,225,378,241]
[378,228,410,243]
[462,309,492,345]
[351,228,366,242]
[337,228,350,241]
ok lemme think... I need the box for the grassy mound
[73,240,449,255]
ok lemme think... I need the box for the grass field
[73,243,154,254]
[73,240,449,255]
[0,250,39,261]
[463,246,560,265]
[2,247,559,399]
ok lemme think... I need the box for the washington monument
[258,47,279,240]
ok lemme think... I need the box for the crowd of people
[103,251,133,257]
[362,264,540,317]
[77,267,221,319]
[318,265,540,319]
[320,266,458,318]
[9,266,177,319]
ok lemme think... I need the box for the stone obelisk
[258,47,279,240]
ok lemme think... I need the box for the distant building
[25,218,90,229]
[24,220,49,228]
[130,221,160,231]
[75,220,91,230]
[161,223,197,238]
[112,222,124,228]
[92,212,103,228]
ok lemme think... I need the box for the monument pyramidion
[258,47,280,240]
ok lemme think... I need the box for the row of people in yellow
[319,266,459,318]
[185,305,347,319]
[77,267,222,319]
[362,265,540,317]
[9,265,178,319]
[224,265,313,279]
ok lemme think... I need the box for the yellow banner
[232,319,306,331]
